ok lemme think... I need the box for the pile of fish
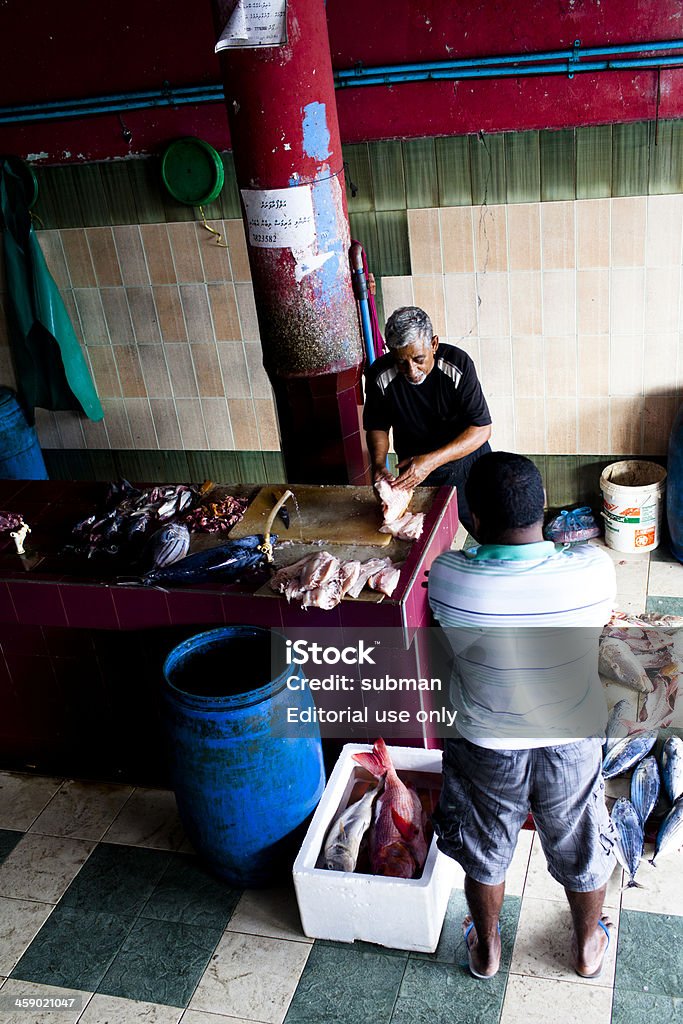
[323,738,428,878]
[183,495,249,534]
[269,552,403,609]
[134,533,274,588]
[375,478,425,542]
[0,511,25,533]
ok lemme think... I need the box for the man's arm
[395,423,492,490]
[366,429,395,485]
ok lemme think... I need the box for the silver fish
[603,698,633,756]
[145,522,190,568]
[661,736,683,804]
[651,799,683,866]
[324,784,379,872]
[630,756,660,827]
[602,731,658,779]
[610,797,644,888]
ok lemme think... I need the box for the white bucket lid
[600,459,667,489]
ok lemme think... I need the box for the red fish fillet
[375,478,413,524]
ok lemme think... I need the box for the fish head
[324,845,356,873]
[373,842,416,879]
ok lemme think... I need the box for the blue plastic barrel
[0,387,48,479]
[667,403,683,563]
[163,625,325,886]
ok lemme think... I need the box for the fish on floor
[650,799,683,866]
[661,735,683,804]
[610,797,644,888]
[602,731,658,779]
[323,784,380,872]
[599,636,653,693]
[630,756,660,828]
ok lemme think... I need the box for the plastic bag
[544,506,601,543]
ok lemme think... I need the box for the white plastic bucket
[600,460,667,553]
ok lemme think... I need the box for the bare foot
[462,915,501,979]
[574,915,613,979]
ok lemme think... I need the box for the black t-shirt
[362,343,491,462]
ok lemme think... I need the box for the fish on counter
[374,478,425,541]
[630,756,660,828]
[323,784,380,872]
[379,511,424,541]
[661,735,683,804]
[183,495,249,534]
[352,737,428,878]
[143,521,190,570]
[610,797,644,888]
[269,553,404,608]
[133,534,274,587]
[368,562,403,597]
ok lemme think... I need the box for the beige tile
[39,231,70,289]
[197,221,232,282]
[576,199,610,269]
[407,208,442,275]
[191,342,224,397]
[167,222,203,283]
[100,288,134,345]
[648,557,683,597]
[229,397,260,449]
[513,336,545,398]
[0,833,94,903]
[444,273,478,341]
[0,896,54,975]
[0,772,62,830]
[577,269,609,335]
[643,333,678,395]
[610,268,645,335]
[29,781,133,841]
[165,345,198,398]
[440,206,474,274]
[643,395,678,455]
[500,975,613,1024]
[646,193,683,267]
[609,335,644,395]
[611,196,647,267]
[509,271,542,335]
[149,398,182,448]
[254,398,281,450]
[227,885,312,942]
[176,398,209,449]
[476,272,510,337]
[86,227,122,287]
[523,834,622,908]
[380,276,414,316]
[103,788,186,850]
[474,204,507,273]
[610,396,643,454]
[578,397,610,453]
[578,335,609,396]
[505,827,534,898]
[73,290,109,345]
[126,287,162,344]
[207,282,241,341]
[413,276,446,337]
[479,337,513,397]
[217,342,251,398]
[182,1012,254,1024]
[225,219,251,281]
[153,285,188,343]
[544,336,577,397]
[140,224,176,285]
[507,203,541,271]
[487,395,515,450]
[453,335,481,367]
[546,396,577,454]
[34,409,61,448]
[510,897,618,986]
[235,282,260,341]
[245,342,272,399]
[54,412,86,450]
[113,225,150,287]
[645,266,680,333]
[139,345,172,398]
[125,398,159,448]
[79,994,181,1024]
[0,980,89,1024]
[202,398,234,448]
[620,843,683,914]
[114,345,146,398]
[101,399,134,448]
[81,415,110,449]
[542,271,576,336]
[179,284,214,343]
[61,229,96,287]
[62,289,84,343]
[541,201,575,270]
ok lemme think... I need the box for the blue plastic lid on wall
[161,137,225,206]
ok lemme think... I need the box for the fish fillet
[368,564,402,597]
[299,552,341,590]
[346,557,393,599]
[375,478,413,524]
[379,511,425,541]
[339,560,362,596]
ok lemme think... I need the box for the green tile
[161,187,196,223]
[126,159,166,223]
[219,152,242,219]
[237,450,266,484]
[262,450,287,483]
[411,892,521,969]
[318,937,408,958]
[99,161,139,224]
[435,136,472,207]
[342,143,375,213]
[469,132,506,206]
[187,450,241,484]
[612,990,683,1024]
[576,125,613,199]
[61,843,171,917]
[376,210,410,277]
[284,943,406,1024]
[98,916,222,1007]
[88,450,119,481]
[140,852,240,928]
[42,449,94,481]
[11,906,133,991]
[543,455,579,507]
[74,164,110,227]
[197,196,224,225]
[348,212,380,277]
[41,166,84,228]
[649,120,683,195]
[32,168,59,229]
[540,128,576,201]
[504,130,541,203]
[373,279,386,332]
[612,121,651,198]
[369,140,406,211]
[615,909,683,996]
[403,138,438,209]
[0,828,22,864]
[113,450,190,484]
[646,596,683,616]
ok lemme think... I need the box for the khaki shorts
[433,736,616,891]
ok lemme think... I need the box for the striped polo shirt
[428,541,617,749]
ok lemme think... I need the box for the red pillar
[212,0,368,484]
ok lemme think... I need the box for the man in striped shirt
[363,306,492,533]
[428,452,617,981]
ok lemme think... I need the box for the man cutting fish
[428,452,618,981]
[363,306,492,534]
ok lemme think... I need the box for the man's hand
[372,464,395,487]
[395,454,435,489]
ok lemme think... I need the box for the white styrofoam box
[292,743,458,953]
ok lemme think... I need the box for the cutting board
[229,485,393,546]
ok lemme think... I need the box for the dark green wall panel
[612,121,651,197]
[435,136,472,207]
[368,140,406,211]
[403,138,438,208]
[540,129,575,200]
[504,131,541,203]
[470,133,506,206]
[576,125,612,199]
[342,143,375,213]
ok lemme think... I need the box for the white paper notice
[215,0,287,51]
[241,186,315,249]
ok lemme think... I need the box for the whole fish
[145,522,190,569]
[602,731,658,779]
[661,735,683,804]
[651,799,683,866]
[137,534,274,587]
[323,784,379,872]
[599,635,652,693]
[630,756,660,827]
[352,737,428,879]
[603,698,633,756]
[610,797,644,888]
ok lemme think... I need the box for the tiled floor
[0,541,682,1024]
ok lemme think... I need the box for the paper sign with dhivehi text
[215,0,287,51]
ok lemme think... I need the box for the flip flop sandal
[575,918,611,979]
[463,921,501,980]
